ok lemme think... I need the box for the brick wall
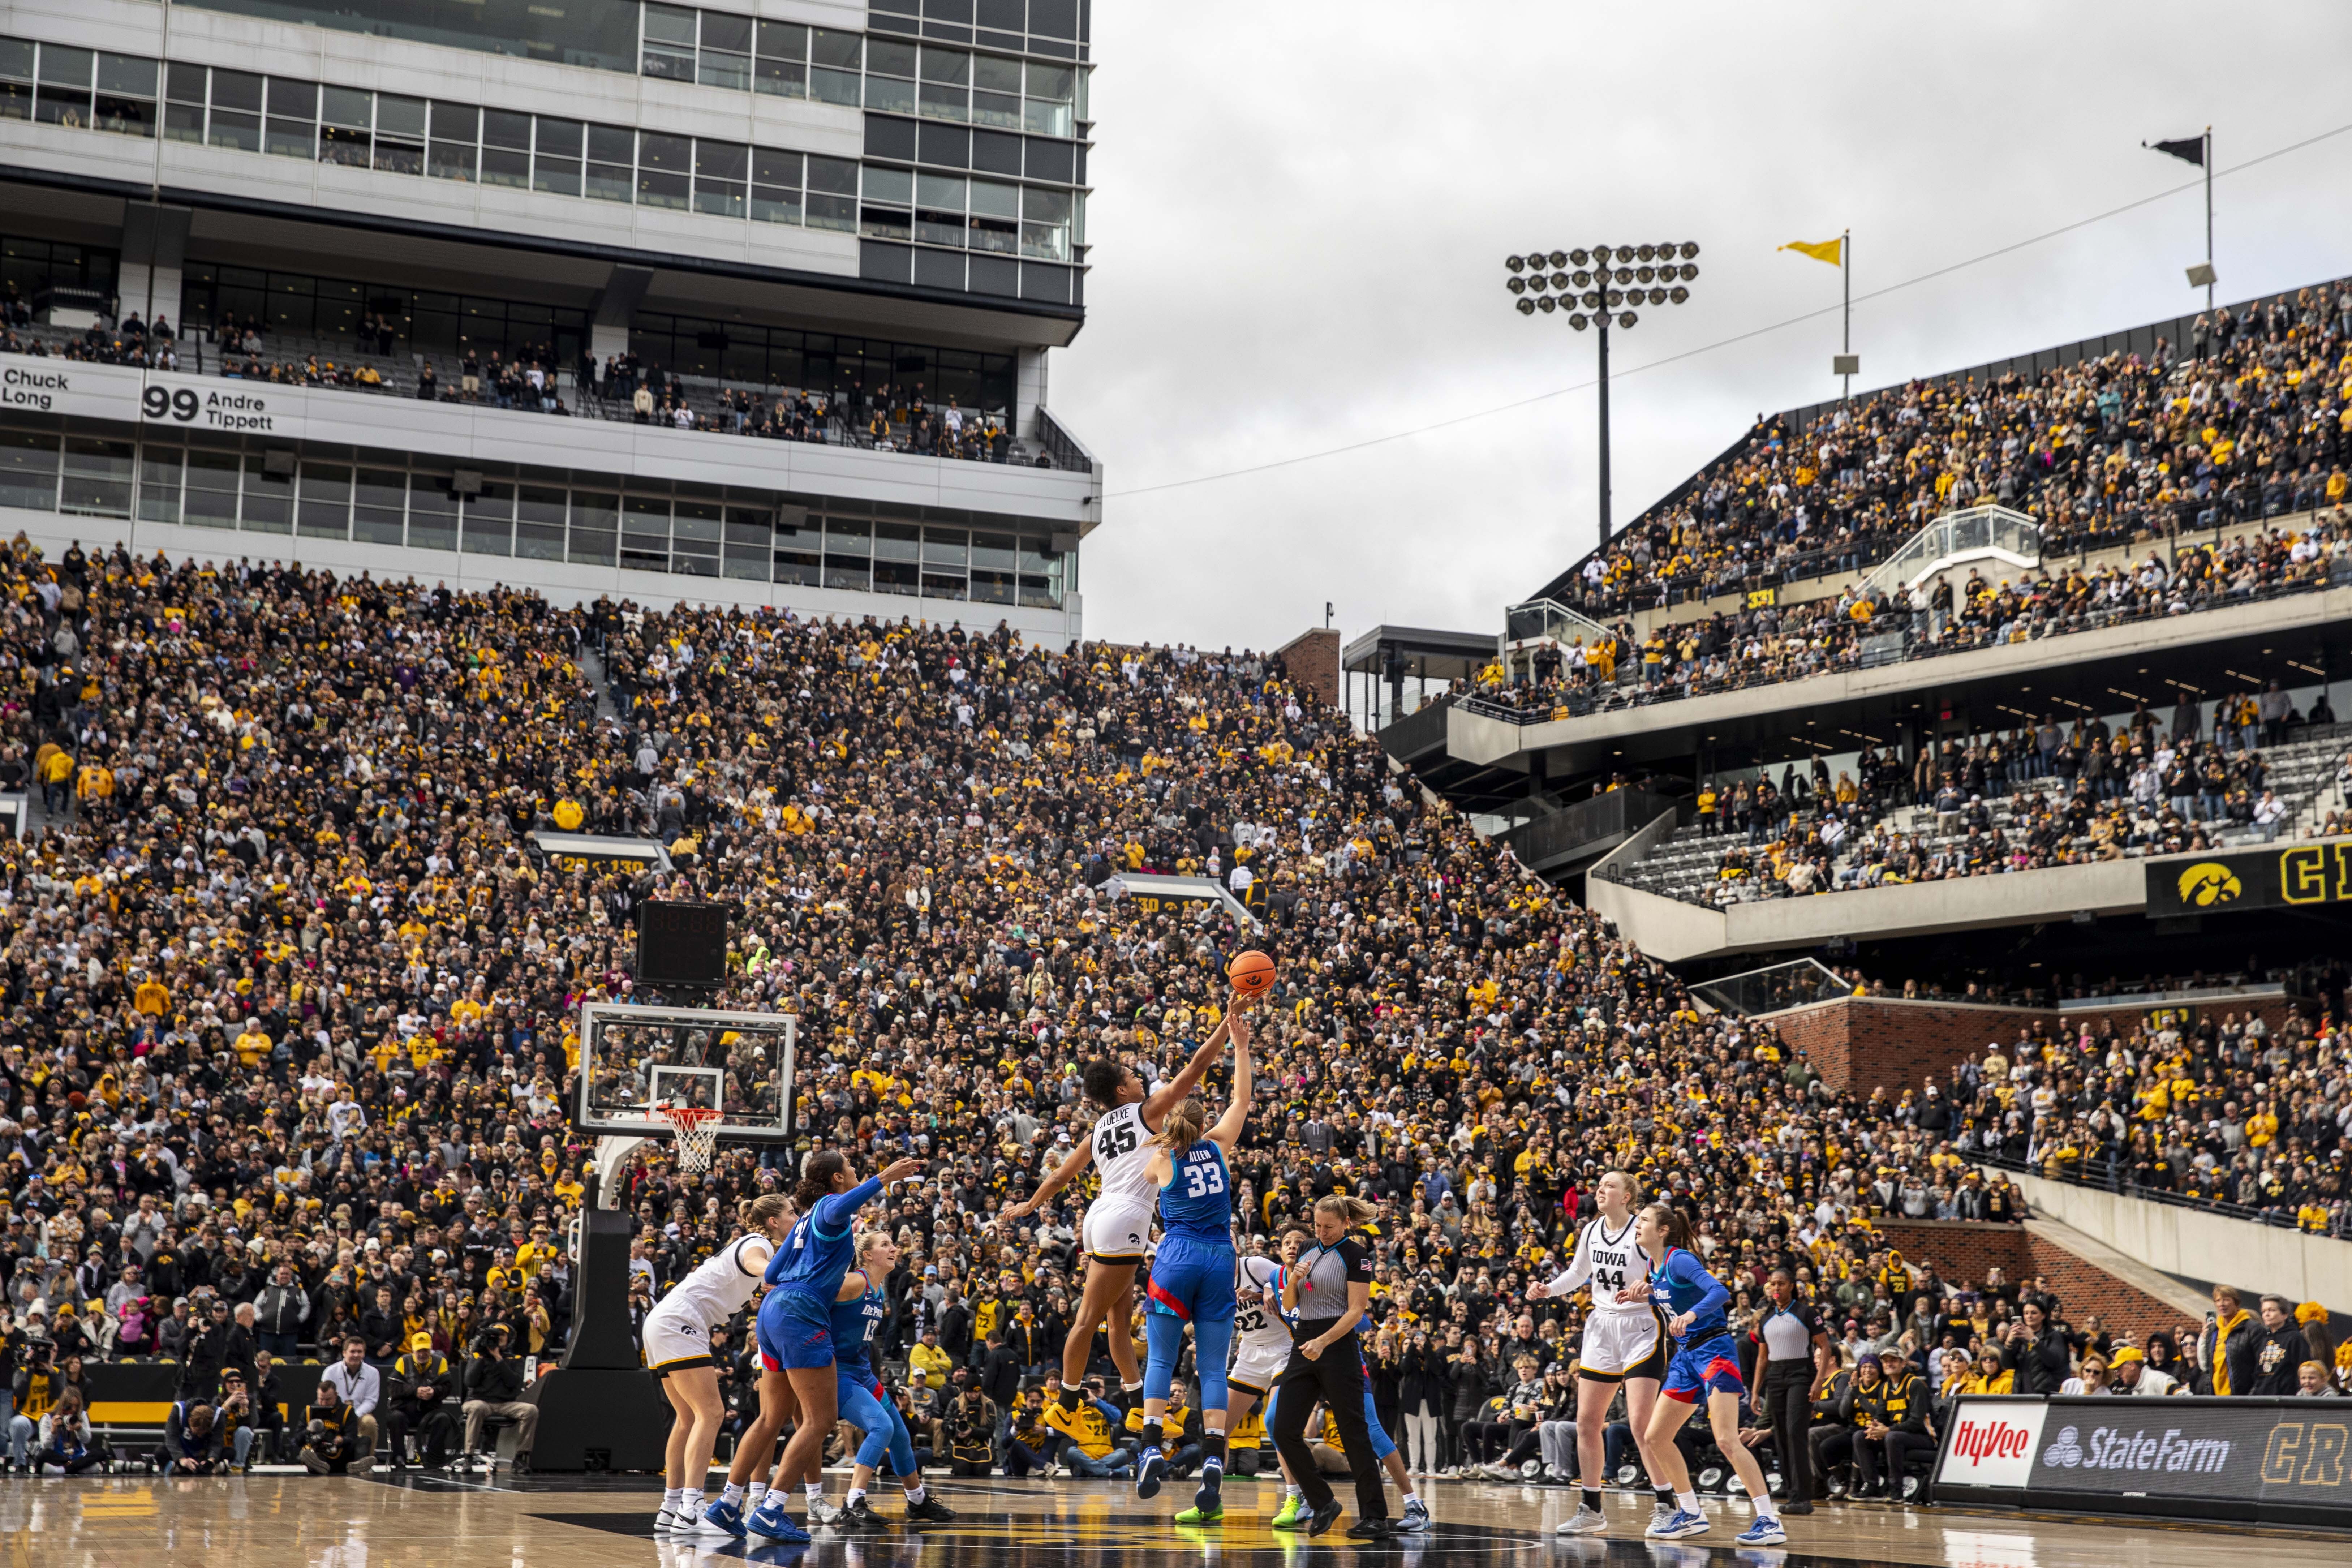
[1871,1219,2189,1341]
[1276,628,1340,709]
[1765,997,2048,1097]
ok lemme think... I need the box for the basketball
[1226,949,1277,997]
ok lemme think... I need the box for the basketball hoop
[655,1103,723,1174]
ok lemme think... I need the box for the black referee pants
[1270,1329,1387,1522]
[1762,1363,1814,1502]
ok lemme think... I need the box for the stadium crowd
[0,533,2339,1496]
[1559,283,2352,619]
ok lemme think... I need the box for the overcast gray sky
[1055,1,2352,654]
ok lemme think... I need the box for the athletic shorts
[756,1288,836,1372]
[1577,1307,1669,1382]
[1661,1332,1744,1403]
[1228,1340,1291,1399]
[642,1307,715,1375]
[1145,1232,1236,1324]
[1082,1198,1152,1264]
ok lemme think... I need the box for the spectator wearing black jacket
[2001,1302,2071,1394]
[385,1334,459,1468]
[251,1264,309,1357]
[2230,1296,2310,1397]
[164,1400,227,1475]
[1847,1356,1937,1498]
[460,1325,538,1469]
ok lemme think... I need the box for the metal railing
[1499,786,1684,872]
[1038,407,1097,475]
[1857,505,2040,601]
[1691,957,1856,1016]
[1972,1148,2347,1238]
[1503,597,1614,652]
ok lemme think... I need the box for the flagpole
[1841,229,1852,404]
[2203,126,2213,312]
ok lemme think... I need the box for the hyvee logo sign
[1938,1404,2047,1488]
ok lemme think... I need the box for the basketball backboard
[573,1003,797,1143]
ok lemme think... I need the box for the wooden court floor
[5,1471,2344,1567]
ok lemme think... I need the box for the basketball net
[656,1103,723,1175]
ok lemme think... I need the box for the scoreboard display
[635,899,731,990]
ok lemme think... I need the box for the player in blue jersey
[1615,1204,1784,1546]
[1132,1005,1253,1516]
[746,1148,924,1545]
[825,1229,955,1529]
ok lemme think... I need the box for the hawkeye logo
[2176,862,2241,907]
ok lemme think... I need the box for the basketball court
[14,1470,2340,1567]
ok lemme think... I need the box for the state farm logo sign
[1938,1403,2047,1489]
[2040,1422,2232,1477]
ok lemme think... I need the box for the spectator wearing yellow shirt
[133,971,170,1016]
[1042,1383,1135,1477]
[908,1326,955,1386]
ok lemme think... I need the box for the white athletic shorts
[1081,1197,1153,1263]
[1228,1341,1292,1397]
[642,1307,716,1375]
[1576,1307,1669,1381]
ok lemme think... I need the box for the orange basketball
[1226,949,1276,997]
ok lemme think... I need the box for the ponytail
[1638,1201,1695,1256]
[1155,1096,1208,1152]
[738,1191,792,1233]
[793,1149,849,1211]
[1314,1194,1378,1230]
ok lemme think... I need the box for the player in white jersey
[650,1193,794,1536]
[1528,1169,1675,1537]
[1005,1008,1239,1421]
[1225,1237,1300,1405]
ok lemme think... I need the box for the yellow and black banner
[2146,842,2352,917]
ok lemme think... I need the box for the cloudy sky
[1054,1,2352,654]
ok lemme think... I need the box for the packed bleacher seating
[0,535,2340,1492]
[1610,720,2351,908]
[1558,283,2352,619]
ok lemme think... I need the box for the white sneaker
[652,1510,689,1533]
[1556,1507,1608,1535]
[805,1498,842,1526]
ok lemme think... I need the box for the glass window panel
[59,438,132,519]
[866,75,915,114]
[96,90,156,137]
[825,517,870,553]
[587,123,633,164]
[752,148,801,189]
[586,159,631,202]
[297,463,351,538]
[407,476,457,550]
[622,494,670,571]
[267,77,315,118]
[211,68,262,112]
[240,456,293,533]
[916,172,966,210]
[923,528,968,568]
[0,431,58,514]
[376,93,425,138]
[569,491,618,565]
[922,572,966,600]
[535,156,581,197]
[35,83,92,127]
[864,166,913,205]
[637,133,691,209]
[972,91,1020,130]
[375,136,422,175]
[166,61,206,102]
[921,48,970,84]
[755,22,807,97]
[353,467,407,544]
[970,531,1016,568]
[517,485,567,560]
[695,140,748,182]
[266,115,313,158]
[38,45,93,87]
[162,98,201,140]
[0,38,32,81]
[806,155,857,231]
[810,34,861,105]
[869,39,916,76]
[873,521,920,561]
[430,100,477,141]
[757,21,808,61]
[920,82,967,122]
[482,108,530,150]
[697,51,749,91]
[774,548,820,586]
[98,53,156,98]
[321,85,371,128]
[700,12,752,53]
[430,139,477,181]
[137,445,182,524]
[970,569,1014,605]
[463,481,513,554]
[182,448,240,527]
[751,184,801,225]
[642,2,696,78]
[481,146,529,187]
[973,55,1022,94]
[535,115,582,157]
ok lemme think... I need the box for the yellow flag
[1781,237,1843,266]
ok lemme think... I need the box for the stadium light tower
[1506,242,1700,548]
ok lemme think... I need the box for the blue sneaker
[699,1499,748,1539]
[1645,1508,1710,1539]
[745,1500,810,1544]
[1736,1516,1787,1546]
[1135,1448,1168,1500]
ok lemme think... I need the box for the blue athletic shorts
[1144,1232,1236,1325]
[1661,1333,1743,1402]
[757,1289,836,1372]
